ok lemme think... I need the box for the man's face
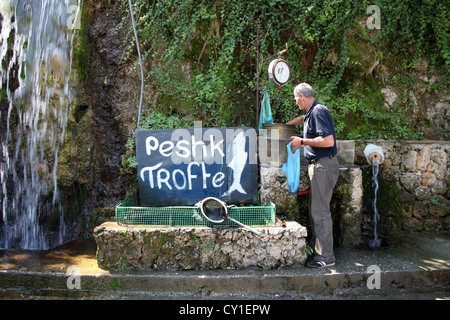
[295,94,306,110]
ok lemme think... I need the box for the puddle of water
[0,238,105,274]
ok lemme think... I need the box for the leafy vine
[117,0,448,139]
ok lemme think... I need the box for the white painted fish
[222,131,247,196]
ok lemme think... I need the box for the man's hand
[290,136,303,148]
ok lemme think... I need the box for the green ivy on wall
[119,0,448,139]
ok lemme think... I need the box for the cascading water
[0,0,81,249]
[370,158,381,247]
[364,144,384,248]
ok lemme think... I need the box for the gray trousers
[308,157,340,263]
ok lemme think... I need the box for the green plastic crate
[115,191,276,227]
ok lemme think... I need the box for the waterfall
[0,0,81,249]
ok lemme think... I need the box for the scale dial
[268,59,290,86]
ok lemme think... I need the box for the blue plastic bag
[282,142,300,195]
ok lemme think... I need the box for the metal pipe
[128,0,144,130]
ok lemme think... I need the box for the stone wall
[259,141,358,219]
[260,140,364,247]
[260,165,363,247]
[260,140,449,248]
[95,222,307,270]
[355,140,450,233]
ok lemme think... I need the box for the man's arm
[286,115,304,126]
[290,134,334,148]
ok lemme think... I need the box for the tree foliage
[120,0,449,139]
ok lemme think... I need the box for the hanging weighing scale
[268,58,290,87]
[258,47,291,129]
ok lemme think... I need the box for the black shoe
[306,260,335,268]
[306,254,316,262]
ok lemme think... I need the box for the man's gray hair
[294,83,315,98]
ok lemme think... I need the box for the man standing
[287,83,339,268]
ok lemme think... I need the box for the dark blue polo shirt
[303,100,337,161]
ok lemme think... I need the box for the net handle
[195,197,261,235]
[227,217,261,235]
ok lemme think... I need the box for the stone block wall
[260,139,449,248]
[259,165,309,220]
[95,222,308,270]
[259,141,358,222]
[260,164,364,247]
[259,139,364,247]
[355,140,449,233]
[333,167,364,246]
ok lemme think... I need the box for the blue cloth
[258,87,273,131]
[282,142,300,195]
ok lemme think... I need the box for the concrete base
[94,222,308,271]
[1,234,449,300]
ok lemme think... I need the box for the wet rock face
[94,222,308,270]
[84,5,129,205]
[69,1,140,210]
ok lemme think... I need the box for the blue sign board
[136,127,258,206]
